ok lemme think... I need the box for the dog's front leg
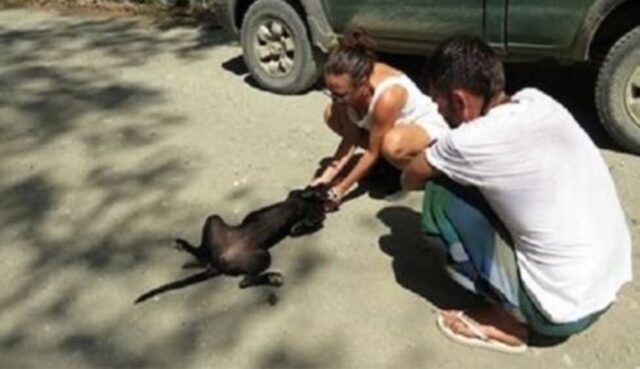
[289,218,324,237]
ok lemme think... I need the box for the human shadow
[376,206,483,310]
[376,205,572,348]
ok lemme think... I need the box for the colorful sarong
[421,179,605,337]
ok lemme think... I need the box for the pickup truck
[213,0,640,154]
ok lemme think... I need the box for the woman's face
[324,73,368,107]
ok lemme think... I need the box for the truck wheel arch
[572,0,640,61]
[231,0,337,51]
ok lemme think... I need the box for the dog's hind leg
[134,267,220,304]
[238,251,283,288]
[174,238,208,267]
[201,215,229,250]
[174,238,199,255]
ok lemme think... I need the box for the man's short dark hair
[425,36,505,103]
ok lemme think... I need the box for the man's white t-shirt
[426,88,632,323]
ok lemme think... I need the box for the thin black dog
[135,185,328,304]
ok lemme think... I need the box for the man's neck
[480,91,510,116]
[491,91,510,108]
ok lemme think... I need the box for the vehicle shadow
[223,48,622,152]
[505,62,617,151]
[381,52,621,152]
[221,54,266,91]
[221,53,326,94]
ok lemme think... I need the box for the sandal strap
[455,311,489,341]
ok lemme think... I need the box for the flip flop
[436,311,527,354]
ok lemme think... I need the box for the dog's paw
[267,273,284,287]
[239,272,284,288]
[173,238,187,251]
[181,261,205,269]
[239,278,251,289]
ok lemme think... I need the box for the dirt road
[0,6,638,369]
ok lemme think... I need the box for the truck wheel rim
[253,19,296,78]
[625,65,640,127]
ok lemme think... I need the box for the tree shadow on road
[0,9,331,368]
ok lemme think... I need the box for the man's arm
[401,151,439,190]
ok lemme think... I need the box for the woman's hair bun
[324,27,377,82]
[341,28,377,59]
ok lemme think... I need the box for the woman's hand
[310,175,330,188]
[325,186,346,212]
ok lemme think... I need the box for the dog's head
[286,184,329,237]
[287,184,330,203]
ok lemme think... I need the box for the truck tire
[596,26,640,154]
[240,0,323,94]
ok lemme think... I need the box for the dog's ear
[287,189,304,199]
[300,184,329,202]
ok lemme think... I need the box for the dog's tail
[134,268,220,304]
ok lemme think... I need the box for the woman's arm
[311,128,358,186]
[332,86,407,197]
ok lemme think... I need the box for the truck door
[505,0,595,56]
[321,0,485,47]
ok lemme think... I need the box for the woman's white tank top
[347,74,448,140]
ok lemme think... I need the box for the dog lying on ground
[135,185,328,304]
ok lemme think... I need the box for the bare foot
[441,304,528,347]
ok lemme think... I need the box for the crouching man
[404,36,633,353]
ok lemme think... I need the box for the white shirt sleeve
[426,131,480,186]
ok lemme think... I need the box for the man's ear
[450,89,468,119]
